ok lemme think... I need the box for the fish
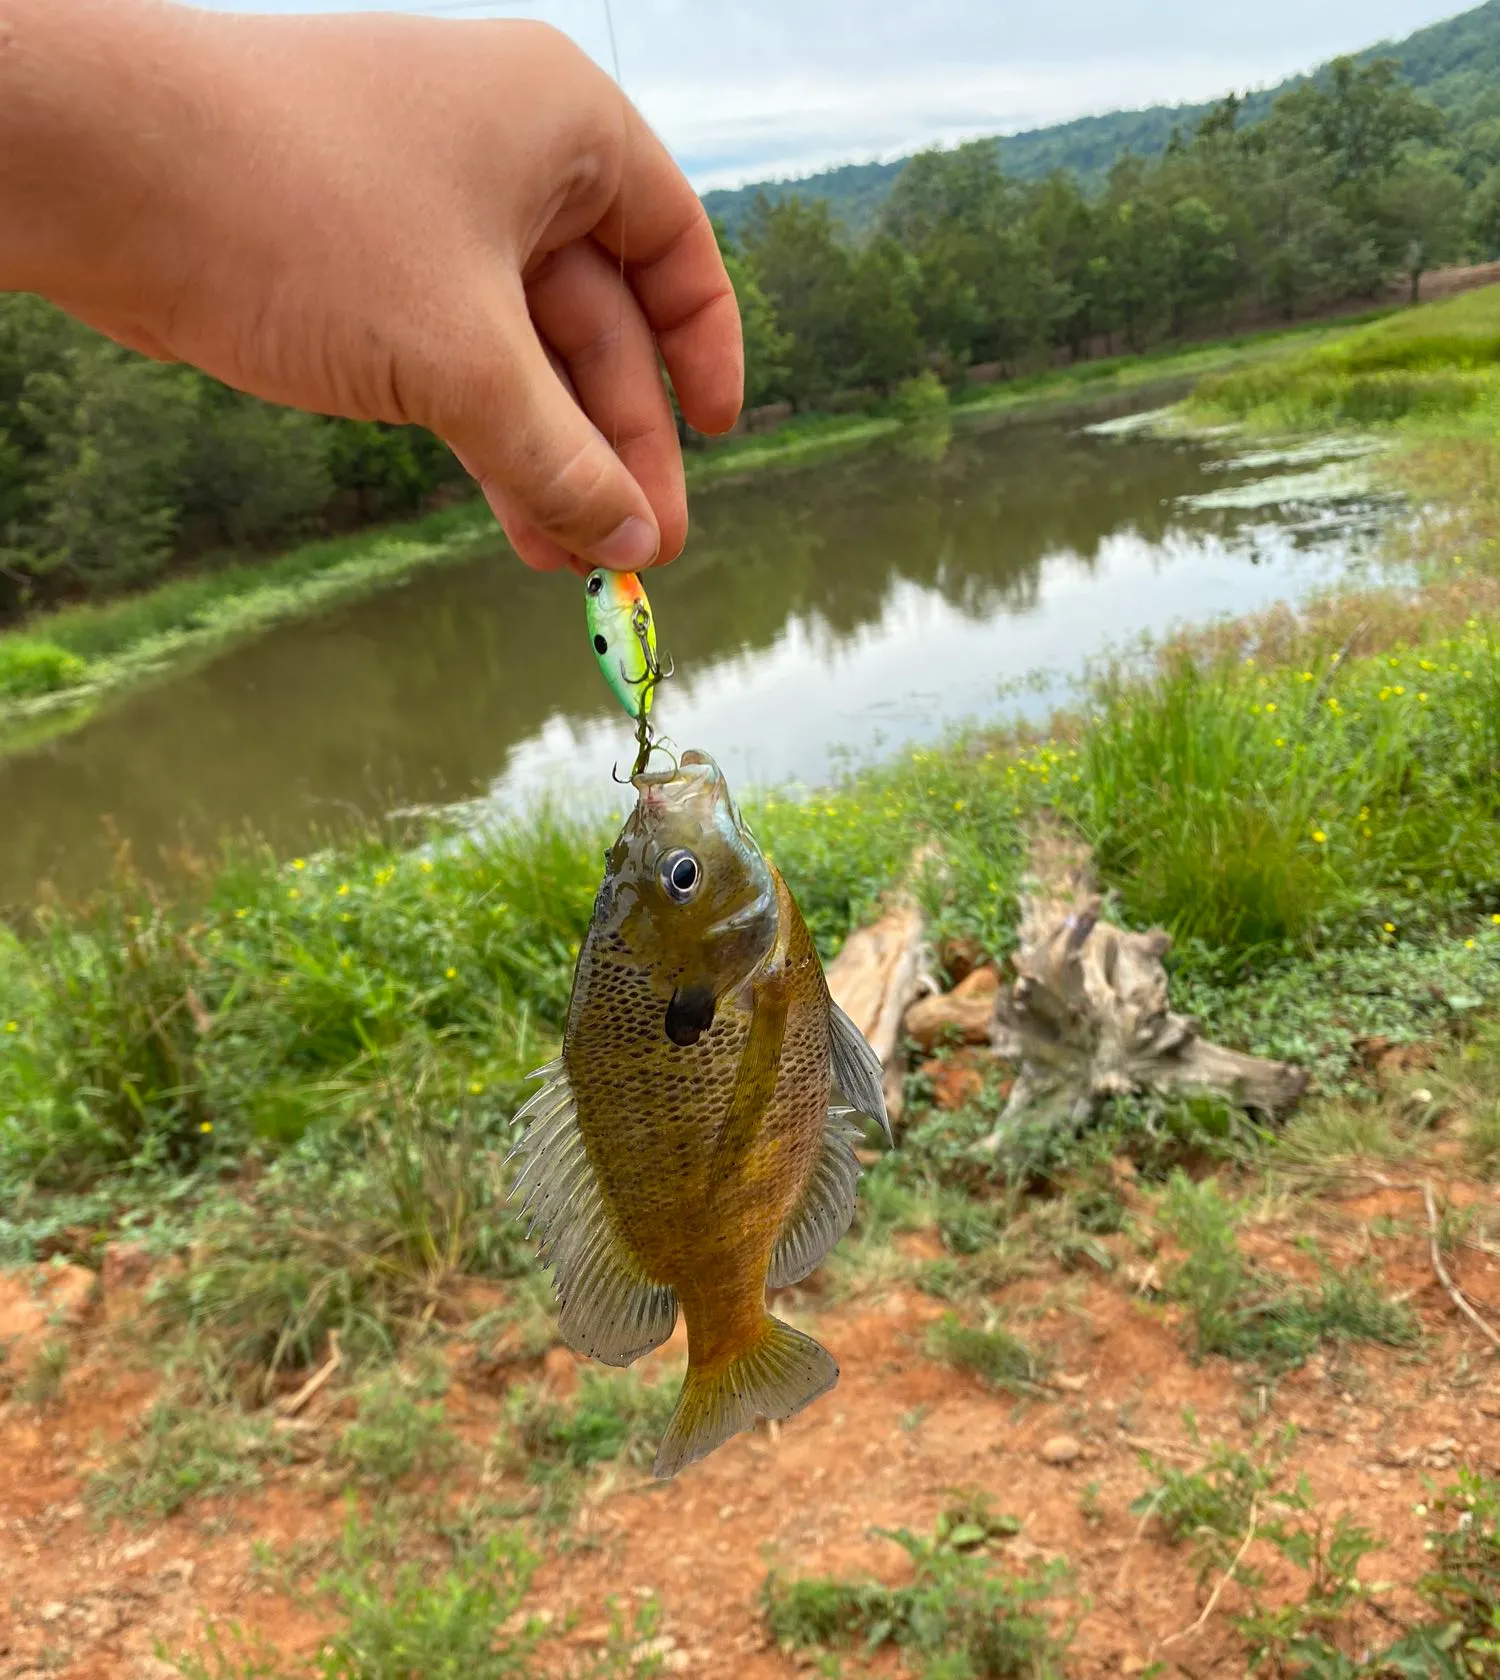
[584,568,663,722]
[510,748,891,1478]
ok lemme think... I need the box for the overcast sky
[186,0,1477,189]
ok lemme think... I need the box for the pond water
[0,403,1390,905]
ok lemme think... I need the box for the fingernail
[588,516,658,571]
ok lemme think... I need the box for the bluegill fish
[511,750,890,1477]
[584,568,661,722]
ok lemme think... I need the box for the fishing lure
[585,568,671,775]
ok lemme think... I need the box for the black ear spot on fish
[593,633,609,655]
[665,985,715,1047]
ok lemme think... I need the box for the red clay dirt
[2,1175,1498,1679]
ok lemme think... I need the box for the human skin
[0,0,743,574]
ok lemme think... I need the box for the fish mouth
[632,748,718,794]
[632,750,749,838]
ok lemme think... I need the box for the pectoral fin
[768,1107,863,1288]
[708,980,789,1187]
[509,1061,677,1366]
[829,1001,892,1143]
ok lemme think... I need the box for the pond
[0,403,1389,905]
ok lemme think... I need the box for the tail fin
[654,1316,838,1479]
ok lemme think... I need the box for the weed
[1159,1173,1417,1371]
[16,1336,68,1406]
[1133,1438,1277,1582]
[763,1510,1071,1677]
[313,1526,539,1680]
[334,1368,459,1490]
[926,1314,1049,1396]
[504,1366,679,1478]
[89,1400,289,1520]
[1235,1489,1387,1675]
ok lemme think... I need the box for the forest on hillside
[703,0,1500,229]
[3,56,1499,616]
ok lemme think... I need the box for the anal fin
[654,1315,837,1479]
[768,1107,863,1288]
[509,1063,678,1367]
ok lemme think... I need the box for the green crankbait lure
[584,568,671,775]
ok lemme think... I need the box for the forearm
[0,0,218,336]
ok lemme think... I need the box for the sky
[186,0,1479,190]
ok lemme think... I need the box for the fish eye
[585,572,605,597]
[659,848,701,904]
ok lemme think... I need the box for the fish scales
[510,749,891,1477]
[568,870,829,1367]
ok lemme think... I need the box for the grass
[1159,1172,1419,1371]
[762,1500,1072,1678]
[334,1367,459,1490]
[89,1398,291,1520]
[926,1315,1050,1396]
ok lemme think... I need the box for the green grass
[499,1365,681,1525]
[89,1398,291,1520]
[1159,1172,1419,1371]
[762,1503,1072,1678]
[1191,284,1500,433]
[335,1367,460,1490]
[926,1315,1050,1396]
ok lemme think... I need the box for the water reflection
[0,409,1381,904]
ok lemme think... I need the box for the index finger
[593,104,744,438]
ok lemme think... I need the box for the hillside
[703,0,1500,235]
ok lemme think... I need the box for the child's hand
[0,1,742,573]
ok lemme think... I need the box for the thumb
[441,304,660,573]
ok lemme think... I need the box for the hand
[0,1,743,573]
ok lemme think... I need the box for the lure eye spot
[585,573,605,596]
[659,848,701,904]
[593,633,608,655]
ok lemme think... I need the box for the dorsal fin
[509,1062,678,1366]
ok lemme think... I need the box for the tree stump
[987,818,1307,1141]
[825,900,927,1127]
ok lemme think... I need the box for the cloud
[183,0,1473,188]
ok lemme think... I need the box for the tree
[1377,153,1469,303]
[721,249,794,408]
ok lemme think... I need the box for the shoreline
[0,310,1404,759]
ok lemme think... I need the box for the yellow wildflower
[469,1079,485,1096]
[1312,830,1327,845]
[200,1122,213,1134]
[3,1020,17,1033]
[337,883,349,896]
[287,888,300,901]
[445,967,457,980]
[1384,922,1396,934]
[292,858,306,871]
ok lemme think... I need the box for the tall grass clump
[0,637,87,698]
[1059,619,1500,976]
[1192,287,1500,431]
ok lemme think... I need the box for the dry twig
[1424,1183,1500,1353]
[1159,1498,1261,1650]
